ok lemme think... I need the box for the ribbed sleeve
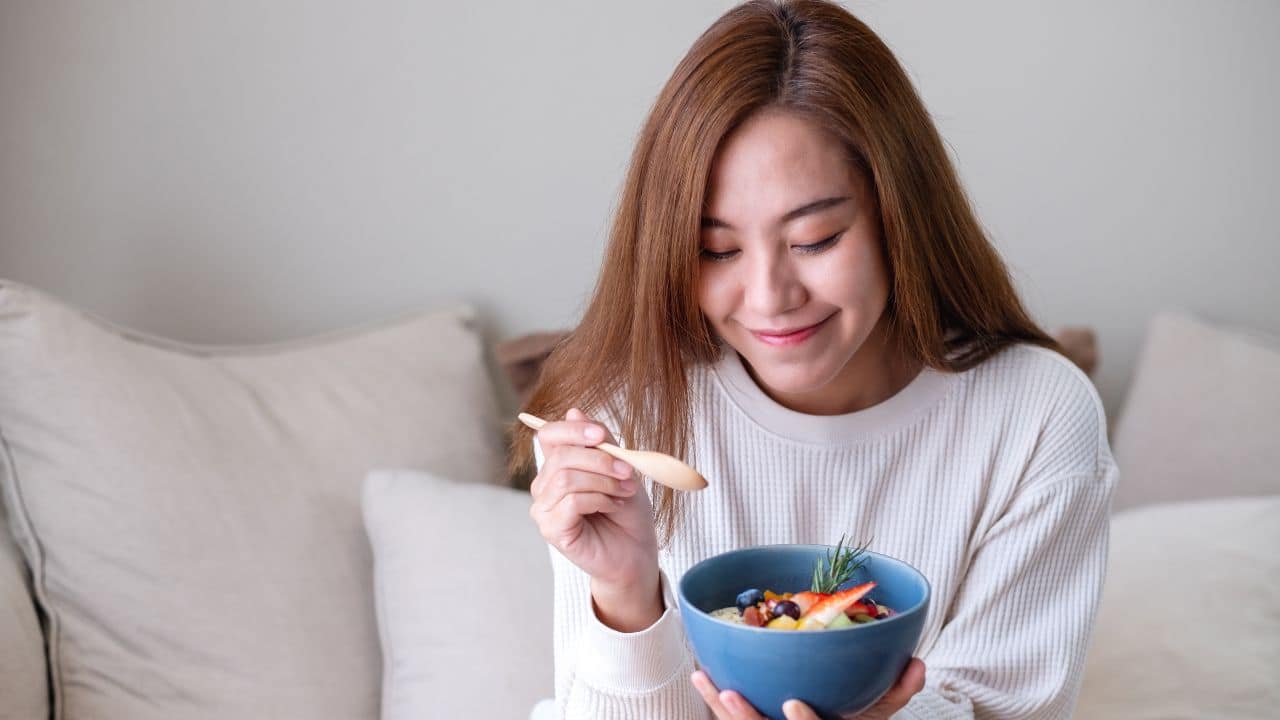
[894,469,1117,719]
[537,344,1117,719]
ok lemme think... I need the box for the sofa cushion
[1076,496,1280,717]
[0,280,506,720]
[1112,312,1280,510]
[362,469,553,720]
[0,508,49,720]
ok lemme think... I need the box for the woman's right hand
[529,408,662,632]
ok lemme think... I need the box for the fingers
[531,449,636,506]
[539,490,626,520]
[691,671,764,720]
[533,407,616,451]
[530,407,630,499]
[693,661,925,720]
[884,658,926,705]
[691,671,731,719]
[862,657,926,717]
[782,699,820,719]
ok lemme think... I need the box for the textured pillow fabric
[1112,312,1280,510]
[0,509,48,720]
[362,469,553,720]
[0,280,506,720]
[1077,496,1280,718]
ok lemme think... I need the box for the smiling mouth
[748,314,834,347]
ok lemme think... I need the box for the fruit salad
[709,536,893,630]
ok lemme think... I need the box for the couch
[1,279,1276,720]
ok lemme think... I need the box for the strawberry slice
[844,601,875,618]
[791,591,828,615]
[797,582,876,629]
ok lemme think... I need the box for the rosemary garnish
[810,534,871,594]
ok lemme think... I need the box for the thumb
[880,658,926,708]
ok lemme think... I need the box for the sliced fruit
[798,582,876,628]
[844,601,874,618]
[742,606,765,627]
[827,612,854,629]
[796,616,825,630]
[766,615,798,630]
[791,591,828,614]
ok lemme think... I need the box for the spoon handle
[515,412,708,491]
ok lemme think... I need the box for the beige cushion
[1077,496,1280,718]
[1113,312,1280,510]
[0,280,505,720]
[0,509,49,720]
[362,469,553,720]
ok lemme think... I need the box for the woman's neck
[742,316,920,416]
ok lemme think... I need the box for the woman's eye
[700,248,740,261]
[793,233,843,254]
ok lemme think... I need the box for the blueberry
[774,600,801,620]
[735,588,765,612]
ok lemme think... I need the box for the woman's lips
[749,315,831,347]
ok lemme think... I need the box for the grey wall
[2,0,1277,417]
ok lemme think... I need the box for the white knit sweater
[537,344,1118,719]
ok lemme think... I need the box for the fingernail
[584,426,604,442]
[613,460,630,476]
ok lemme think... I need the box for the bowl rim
[676,543,932,635]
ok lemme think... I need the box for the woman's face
[697,109,893,410]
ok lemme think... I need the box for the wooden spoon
[517,412,708,492]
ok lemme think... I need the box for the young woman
[513,1,1116,718]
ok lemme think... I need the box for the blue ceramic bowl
[678,545,930,720]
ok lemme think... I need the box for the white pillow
[363,469,553,720]
[0,280,506,720]
[1113,312,1280,510]
[1077,496,1280,718]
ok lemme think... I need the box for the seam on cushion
[0,425,63,720]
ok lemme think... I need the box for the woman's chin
[745,362,842,402]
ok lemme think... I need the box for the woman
[513,1,1116,718]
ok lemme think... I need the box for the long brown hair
[510,0,1057,544]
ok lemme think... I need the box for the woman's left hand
[691,658,925,720]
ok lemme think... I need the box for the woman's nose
[743,251,805,318]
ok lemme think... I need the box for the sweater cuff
[576,570,689,694]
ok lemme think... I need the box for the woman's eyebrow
[701,195,851,230]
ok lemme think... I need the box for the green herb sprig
[810,534,872,594]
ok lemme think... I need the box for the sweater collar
[709,347,958,444]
